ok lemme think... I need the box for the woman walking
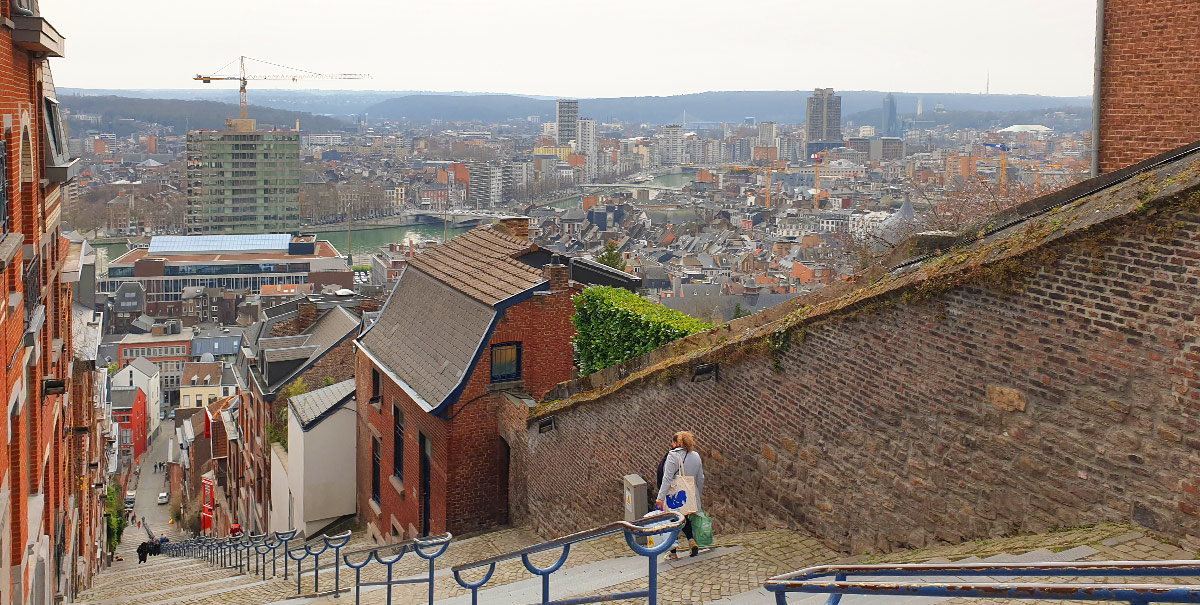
[655,430,705,558]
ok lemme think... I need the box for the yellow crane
[717,163,792,208]
[195,56,369,119]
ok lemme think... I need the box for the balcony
[11,15,65,58]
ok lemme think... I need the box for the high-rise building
[757,121,779,149]
[881,93,900,137]
[186,119,301,234]
[467,162,504,208]
[578,118,599,180]
[661,125,685,166]
[806,88,843,143]
[556,99,579,145]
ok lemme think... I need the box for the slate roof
[128,357,160,378]
[360,268,497,412]
[359,225,548,414]
[407,226,544,305]
[110,386,140,410]
[257,305,361,394]
[191,335,243,358]
[289,378,355,429]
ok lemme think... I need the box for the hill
[59,95,350,135]
[363,90,1092,125]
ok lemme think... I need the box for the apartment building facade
[185,119,301,234]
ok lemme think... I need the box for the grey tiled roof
[359,267,497,412]
[128,357,160,378]
[289,379,355,429]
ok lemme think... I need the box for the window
[182,395,190,406]
[393,406,404,481]
[370,369,382,404]
[490,343,522,383]
[371,437,381,503]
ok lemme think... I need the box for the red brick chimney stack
[543,264,569,292]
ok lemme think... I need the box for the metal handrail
[451,511,685,605]
[163,529,452,604]
[765,559,1200,605]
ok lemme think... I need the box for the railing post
[647,554,658,605]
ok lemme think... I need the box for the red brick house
[111,386,148,465]
[355,223,576,541]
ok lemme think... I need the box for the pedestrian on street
[655,430,705,558]
[136,542,148,564]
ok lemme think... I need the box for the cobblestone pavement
[77,521,1199,604]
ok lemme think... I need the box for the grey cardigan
[656,447,705,511]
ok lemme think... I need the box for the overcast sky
[46,0,1097,98]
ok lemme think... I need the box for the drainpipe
[1091,0,1105,177]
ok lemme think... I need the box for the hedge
[573,286,713,375]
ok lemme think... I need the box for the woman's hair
[673,431,696,452]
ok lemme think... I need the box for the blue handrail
[450,511,685,605]
[162,529,451,604]
[764,560,1200,605]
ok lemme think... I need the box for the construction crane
[717,163,792,208]
[195,56,368,119]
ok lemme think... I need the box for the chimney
[542,264,569,292]
[296,300,318,332]
[496,217,530,240]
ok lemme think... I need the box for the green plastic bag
[689,511,714,548]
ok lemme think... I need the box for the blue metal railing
[450,511,685,605]
[162,528,452,604]
[764,560,1200,605]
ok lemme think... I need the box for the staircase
[75,523,1196,604]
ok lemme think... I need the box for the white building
[661,125,685,166]
[577,118,598,181]
[757,121,778,149]
[112,357,162,435]
[270,379,357,537]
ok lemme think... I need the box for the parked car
[157,492,169,505]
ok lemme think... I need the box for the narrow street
[128,426,184,543]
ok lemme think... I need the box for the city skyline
[46,0,1098,98]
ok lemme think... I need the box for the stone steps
[710,545,1101,605]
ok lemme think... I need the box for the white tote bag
[664,452,699,515]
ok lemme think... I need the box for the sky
[46,0,1097,98]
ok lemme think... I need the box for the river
[93,223,470,262]
[92,172,696,260]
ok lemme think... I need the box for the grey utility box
[623,473,648,544]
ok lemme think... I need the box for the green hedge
[573,286,713,375]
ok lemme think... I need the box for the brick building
[355,222,577,542]
[110,386,148,463]
[0,2,87,602]
[1095,0,1200,173]
[231,298,365,532]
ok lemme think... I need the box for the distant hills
[59,95,350,135]
[58,88,1091,130]
[363,91,1092,125]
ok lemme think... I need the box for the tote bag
[664,452,699,516]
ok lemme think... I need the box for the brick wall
[1098,0,1200,173]
[510,164,1200,553]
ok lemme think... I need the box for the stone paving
[76,521,1199,604]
